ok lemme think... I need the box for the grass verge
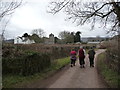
[3,57,70,88]
[97,52,119,88]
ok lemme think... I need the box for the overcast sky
[3,0,112,39]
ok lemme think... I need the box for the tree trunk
[112,2,120,26]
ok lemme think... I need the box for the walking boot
[73,63,75,66]
[80,65,82,68]
[83,65,85,68]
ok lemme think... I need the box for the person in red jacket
[70,48,77,67]
[78,46,85,68]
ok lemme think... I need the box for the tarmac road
[16,49,109,88]
[47,49,108,88]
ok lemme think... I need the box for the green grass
[53,57,70,69]
[3,57,70,88]
[97,53,119,88]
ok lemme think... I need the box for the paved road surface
[47,49,108,88]
[17,49,109,88]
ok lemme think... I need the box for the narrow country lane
[18,49,109,88]
[47,49,108,88]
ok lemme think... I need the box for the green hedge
[3,57,70,88]
[97,52,119,88]
[3,51,51,76]
[2,44,80,76]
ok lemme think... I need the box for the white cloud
[4,0,110,39]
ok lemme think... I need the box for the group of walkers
[70,46,95,68]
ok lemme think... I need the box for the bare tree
[1,15,12,41]
[58,30,70,39]
[0,0,22,40]
[0,0,22,21]
[58,30,75,43]
[48,0,120,34]
[31,28,46,38]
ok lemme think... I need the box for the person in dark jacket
[88,47,96,67]
[78,46,85,68]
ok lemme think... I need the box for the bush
[2,44,86,76]
[2,49,51,76]
[105,39,119,73]
[97,53,119,88]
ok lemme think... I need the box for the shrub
[2,44,86,76]
[2,49,51,76]
[97,53,119,88]
[105,39,119,73]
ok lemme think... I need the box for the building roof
[49,33,54,37]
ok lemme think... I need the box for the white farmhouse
[14,37,35,44]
